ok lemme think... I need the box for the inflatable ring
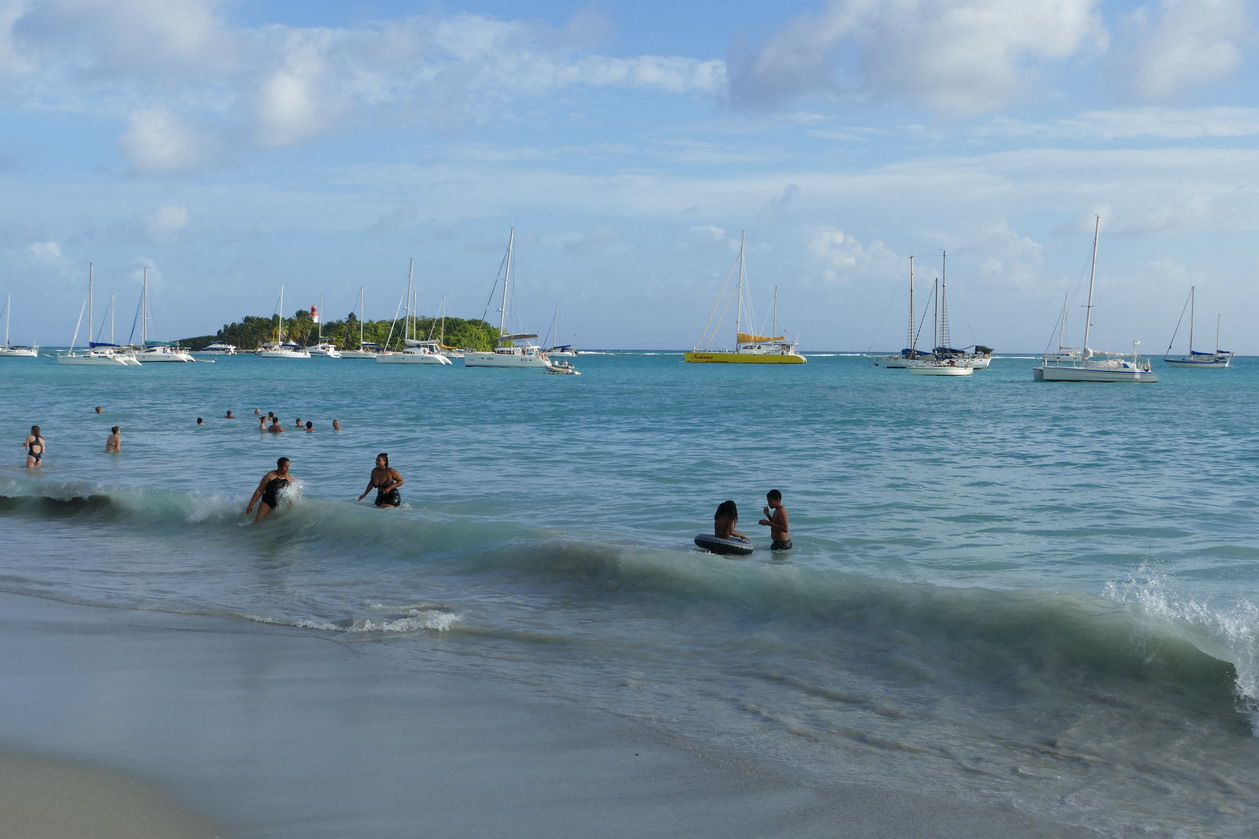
[694,533,754,556]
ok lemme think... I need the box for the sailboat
[906,253,975,377]
[377,259,451,365]
[464,228,558,370]
[134,268,195,362]
[0,294,38,357]
[419,295,465,359]
[1162,286,1232,368]
[875,257,933,368]
[1033,216,1156,383]
[258,284,311,358]
[543,305,578,356]
[308,296,341,357]
[431,296,465,359]
[683,232,805,364]
[341,288,383,359]
[58,264,136,366]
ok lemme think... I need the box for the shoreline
[0,591,1100,838]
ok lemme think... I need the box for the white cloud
[139,205,191,243]
[10,0,233,82]
[728,0,1106,113]
[1119,0,1250,100]
[980,107,1259,140]
[117,107,223,174]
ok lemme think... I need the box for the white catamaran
[1033,216,1156,383]
[684,231,805,364]
[464,228,558,370]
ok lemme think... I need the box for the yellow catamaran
[683,232,806,364]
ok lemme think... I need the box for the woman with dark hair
[714,500,745,540]
[359,453,404,508]
[246,457,294,522]
[24,425,44,468]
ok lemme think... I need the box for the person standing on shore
[758,489,792,551]
[246,457,294,522]
[105,427,121,453]
[24,425,44,468]
[358,453,404,508]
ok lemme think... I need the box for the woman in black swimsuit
[246,457,294,522]
[358,453,404,508]
[24,425,44,469]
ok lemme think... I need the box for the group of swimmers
[712,490,792,551]
[245,453,405,522]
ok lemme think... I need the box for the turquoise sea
[2,351,1258,837]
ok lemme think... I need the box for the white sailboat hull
[137,347,195,362]
[1034,360,1157,383]
[376,349,451,365]
[0,346,38,358]
[906,361,974,376]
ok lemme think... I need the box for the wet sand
[0,592,1099,838]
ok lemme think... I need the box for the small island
[180,309,502,353]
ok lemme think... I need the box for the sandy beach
[0,591,1102,838]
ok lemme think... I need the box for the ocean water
[2,351,1258,837]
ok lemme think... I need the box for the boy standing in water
[758,489,792,551]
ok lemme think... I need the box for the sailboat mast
[1188,285,1195,352]
[358,287,365,347]
[906,256,915,353]
[406,258,415,342]
[499,228,513,339]
[4,293,10,346]
[277,284,285,343]
[141,267,148,346]
[938,250,950,351]
[88,263,95,346]
[736,231,746,337]
[1082,216,1100,355]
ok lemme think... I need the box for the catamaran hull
[464,351,551,369]
[376,352,451,365]
[683,351,806,364]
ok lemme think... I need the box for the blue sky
[2,0,1257,352]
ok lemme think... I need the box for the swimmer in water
[24,425,45,468]
[713,500,745,540]
[246,457,294,522]
[105,426,121,453]
[358,453,404,508]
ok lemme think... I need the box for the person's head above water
[715,499,737,521]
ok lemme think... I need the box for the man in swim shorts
[758,489,792,551]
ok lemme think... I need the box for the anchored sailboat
[1033,216,1156,383]
[684,232,805,364]
[1162,286,1232,368]
[58,264,137,366]
[377,258,451,365]
[258,284,311,358]
[464,228,558,370]
[0,293,38,357]
[134,267,195,362]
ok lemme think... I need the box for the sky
[2,0,1258,353]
